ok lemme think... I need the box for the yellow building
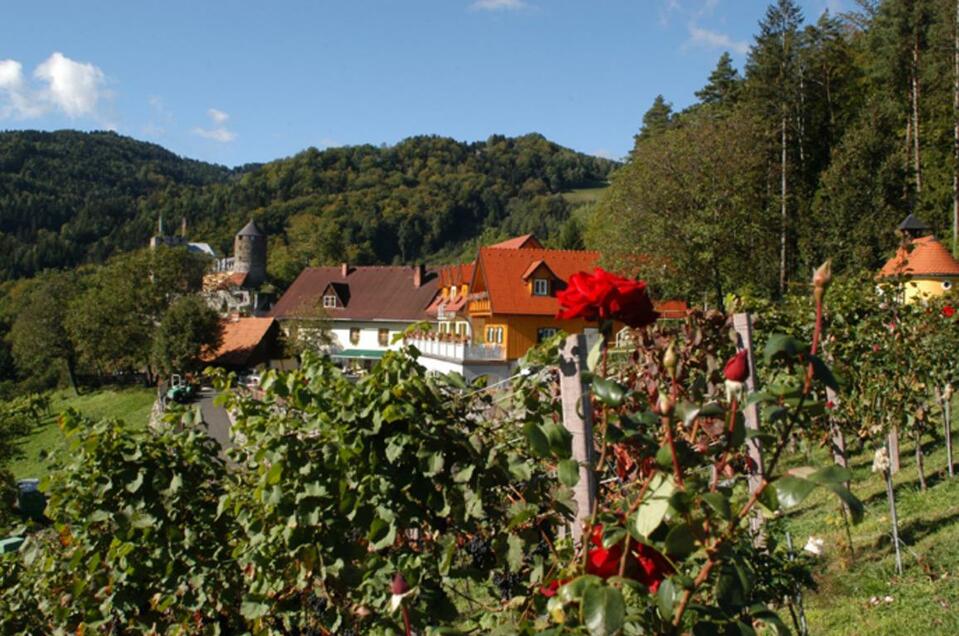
[879,215,959,302]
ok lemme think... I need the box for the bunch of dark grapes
[465,534,494,570]
[305,593,328,616]
[492,570,523,601]
[531,539,550,559]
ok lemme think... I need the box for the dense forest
[0,130,614,284]
[590,0,959,305]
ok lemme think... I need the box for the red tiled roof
[202,317,275,367]
[437,262,475,287]
[654,300,689,319]
[272,266,440,321]
[473,247,601,315]
[879,236,959,278]
[489,234,543,250]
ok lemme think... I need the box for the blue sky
[0,0,844,166]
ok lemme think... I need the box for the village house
[878,214,959,303]
[409,238,605,380]
[271,263,440,369]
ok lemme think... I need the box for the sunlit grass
[8,387,155,479]
[781,433,959,635]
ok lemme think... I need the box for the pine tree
[746,0,805,294]
[632,95,674,152]
[695,52,742,107]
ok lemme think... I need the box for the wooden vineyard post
[559,333,597,545]
[732,313,766,537]
[945,384,955,478]
[826,387,849,481]
[889,426,901,474]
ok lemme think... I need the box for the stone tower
[234,220,267,287]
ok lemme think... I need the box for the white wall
[327,320,414,352]
[414,355,512,383]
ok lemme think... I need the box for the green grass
[781,433,959,635]
[562,184,608,206]
[8,387,155,480]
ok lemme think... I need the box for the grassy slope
[561,185,608,206]
[9,387,155,480]
[782,434,959,635]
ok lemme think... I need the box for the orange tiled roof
[202,317,275,367]
[878,236,959,278]
[489,234,543,250]
[473,247,601,315]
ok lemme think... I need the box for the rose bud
[391,573,410,596]
[812,259,832,290]
[663,341,678,380]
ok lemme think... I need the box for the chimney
[413,263,425,288]
[341,262,349,277]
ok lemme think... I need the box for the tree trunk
[954,0,958,253]
[65,356,80,397]
[912,28,923,195]
[780,112,788,295]
[915,432,926,491]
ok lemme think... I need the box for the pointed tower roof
[237,220,263,237]
[898,213,931,234]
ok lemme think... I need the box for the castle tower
[234,220,267,287]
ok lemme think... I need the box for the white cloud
[686,24,749,55]
[471,0,528,11]
[34,52,106,117]
[193,107,236,143]
[208,107,229,125]
[660,0,719,25]
[0,52,109,120]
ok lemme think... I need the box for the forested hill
[0,130,616,284]
[0,131,238,280]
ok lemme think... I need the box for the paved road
[195,388,233,453]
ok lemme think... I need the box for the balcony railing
[405,336,505,362]
[468,298,491,314]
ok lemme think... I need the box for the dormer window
[533,278,549,296]
[323,294,337,308]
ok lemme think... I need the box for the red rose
[723,349,749,383]
[630,543,672,593]
[556,268,659,328]
[539,578,570,597]
[586,524,625,579]
[556,271,614,322]
[944,305,956,318]
[585,525,672,591]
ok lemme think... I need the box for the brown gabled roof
[202,317,276,367]
[272,266,440,321]
[489,234,543,249]
[879,236,959,278]
[473,247,601,315]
